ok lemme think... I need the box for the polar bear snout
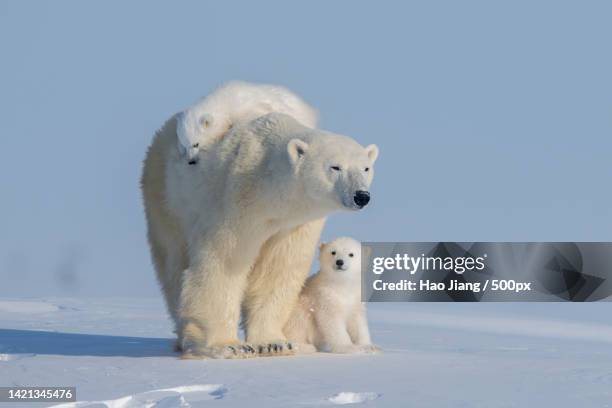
[353,190,370,208]
[186,146,200,165]
[335,259,348,271]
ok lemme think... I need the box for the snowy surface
[1,298,611,407]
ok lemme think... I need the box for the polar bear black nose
[354,190,370,207]
[336,259,344,267]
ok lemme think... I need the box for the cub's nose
[336,259,344,267]
[354,190,371,207]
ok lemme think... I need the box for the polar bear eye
[349,253,354,257]
[331,251,336,255]
[364,167,370,172]
[330,166,341,171]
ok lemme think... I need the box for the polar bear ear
[365,144,379,163]
[199,114,214,129]
[288,139,309,165]
[319,242,327,252]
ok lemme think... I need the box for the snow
[0,301,60,314]
[328,392,380,405]
[52,384,227,407]
[1,298,611,407]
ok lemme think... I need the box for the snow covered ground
[1,298,611,407]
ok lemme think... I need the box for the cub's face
[320,237,362,275]
[177,112,218,165]
[196,113,226,150]
[288,135,379,212]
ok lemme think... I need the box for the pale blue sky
[1,1,610,297]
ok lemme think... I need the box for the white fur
[141,112,378,358]
[177,80,319,163]
[284,237,379,354]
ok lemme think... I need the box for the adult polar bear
[141,112,378,358]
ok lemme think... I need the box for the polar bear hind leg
[178,233,251,358]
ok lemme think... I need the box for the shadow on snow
[0,328,177,357]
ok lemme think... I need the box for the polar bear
[141,112,378,358]
[284,237,379,354]
[177,80,318,164]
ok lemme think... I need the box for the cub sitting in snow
[177,80,319,164]
[284,237,379,354]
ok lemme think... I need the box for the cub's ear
[199,114,214,129]
[288,139,309,165]
[319,242,327,252]
[365,144,379,163]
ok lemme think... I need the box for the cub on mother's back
[177,80,318,164]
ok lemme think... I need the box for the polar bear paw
[181,343,258,359]
[329,344,382,354]
[358,344,382,354]
[290,343,317,354]
[181,342,295,359]
[251,341,295,357]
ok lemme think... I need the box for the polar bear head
[319,237,362,278]
[288,134,379,212]
[177,110,228,165]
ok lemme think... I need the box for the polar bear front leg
[316,313,361,354]
[347,307,372,345]
[243,219,325,347]
[178,237,252,359]
[347,307,381,353]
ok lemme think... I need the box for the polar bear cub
[284,237,379,354]
[177,80,319,164]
